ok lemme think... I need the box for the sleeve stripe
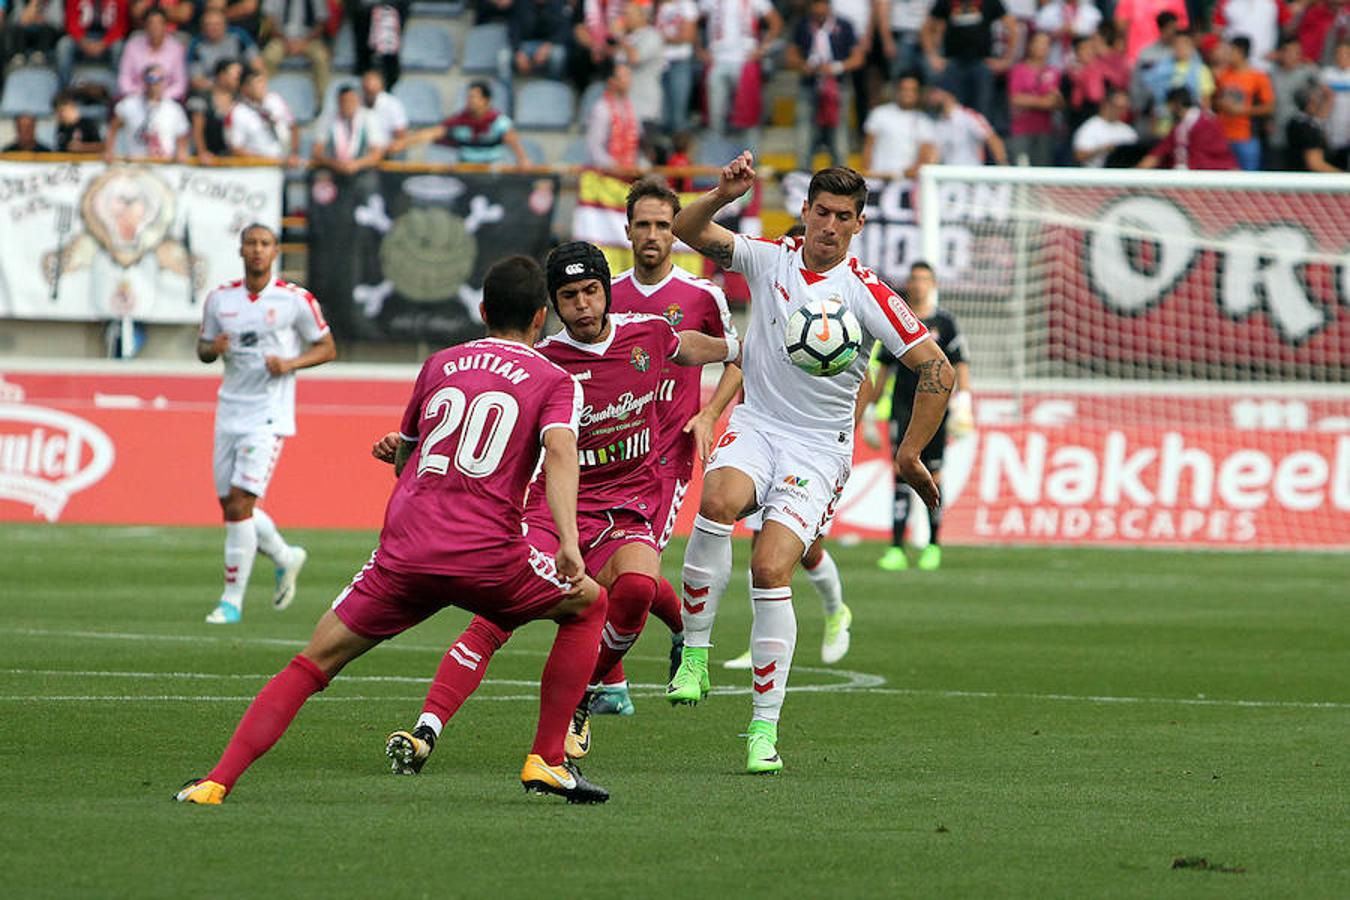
[850,259,929,344]
[303,293,327,330]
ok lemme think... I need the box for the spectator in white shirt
[880,0,931,80]
[699,0,782,134]
[360,69,408,147]
[1034,0,1102,68]
[105,64,190,161]
[616,0,666,132]
[229,69,299,164]
[929,83,1007,164]
[312,84,387,176]
[1072,87,1138,165]
[862,72,938,176]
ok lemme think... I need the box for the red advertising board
[2,367,1346,549]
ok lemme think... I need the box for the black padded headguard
[545,241,612,313]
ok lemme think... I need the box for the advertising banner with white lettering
[0,161,282,322]
[306,169,560,343]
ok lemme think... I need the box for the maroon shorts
[651,476,690,551]
[331,545,571,637]
[525,507,657,576]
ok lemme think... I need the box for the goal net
[911,166,1350,550]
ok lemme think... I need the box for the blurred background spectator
[105,62,190,160]
[118,6,186,100]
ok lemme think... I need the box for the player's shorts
[652,476,690,551]
[743,505,835,541]
[213,429,284,498]
[525,506,658,576]
[891,417,946,472]
[706,410,850,548]
[331,543,573,636]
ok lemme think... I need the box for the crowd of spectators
[2,0,1348,173]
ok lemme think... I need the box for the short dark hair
[337,85,357,99]
[240,222,278,243]
[482,255,548,333]
[144,6,166,19]
[1232,36,1251,58]
[1156,10,1178,29]
[53,89,76,109]
[467,79,492,101]
[806,166,868,215]
[213,58,239,78]
[1165,86,1194,108]
[910,260,934,277]
[241,69,265,88]
[1294,86,1318,111]
[625,176,680,222]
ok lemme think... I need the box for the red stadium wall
[2,368,1347,549]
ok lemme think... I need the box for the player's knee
[222,492,256,521]
[749,558,795,589]
[698,492,740,525]
[609,572,657,626]
[465,616,511,652]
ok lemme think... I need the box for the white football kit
[709,233,930,545]
[200,279,330,498]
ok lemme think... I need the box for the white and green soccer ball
[784,297,862,377]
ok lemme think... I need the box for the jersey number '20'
[417,388,520,478]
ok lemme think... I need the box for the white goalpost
[912,165,1350,550]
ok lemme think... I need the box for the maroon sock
[422,616,512,724]
[206,654,329,790]
[590,572,656,684]
[649,577,684,634]
[601,660,626,686]
[531,588,608,765]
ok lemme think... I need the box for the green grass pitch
[1,523,1346,898]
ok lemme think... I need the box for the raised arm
[684,360,744,464]
[671,150,757,269]
[673,329,740,367]
[894,339,954,508]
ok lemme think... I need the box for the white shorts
[706,412,849,548]
[213,430,284,499]
[743,506,835,540]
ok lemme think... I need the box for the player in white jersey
[668,155,955,773]
[197,224,337,624]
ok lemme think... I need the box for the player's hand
[895,450,940,509]
[265,355,293,376]
[717,151,756,202]
[555,541,585,584]
[683,411,716,464]
[371,432,401,464]
[210,333,230,356]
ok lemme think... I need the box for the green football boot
[917,544,942,570]
[877,546,909,571]
[746,720,783,774]
[666,646,710,705]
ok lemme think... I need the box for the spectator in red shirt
[1138,86,1240,168]
[57,0,128,86]
[1295,0,1349,66]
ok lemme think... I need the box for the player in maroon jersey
[590,176,744,715]
[384,241,740,775]
[176,256,614,805]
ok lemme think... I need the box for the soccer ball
[784,298,861,377]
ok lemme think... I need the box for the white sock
[805,549,844,616]
[680,515,734,648]
[750,586,797,725]
[221,519,257,607]
[415,712,443,737]
[252,507,290,564]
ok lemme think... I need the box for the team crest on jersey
[265,306,278,326]
[664,303,683,326]
[630,346,651,372]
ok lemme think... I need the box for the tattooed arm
[894,339,955,509]
[672,150,758,269]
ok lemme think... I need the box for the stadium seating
[70,65,117,95]
[460,23,508,75]
[695,134,745,167]
[513,80,575,131]
[402,22,457,72]
[332,25,356,73]
[392,78,444,126]
[578,81,605,124]
[411,0,465,16]
[519,136,546,165]
[561,136,589,165]
[271,73,318,124]
[1,68,59,117]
